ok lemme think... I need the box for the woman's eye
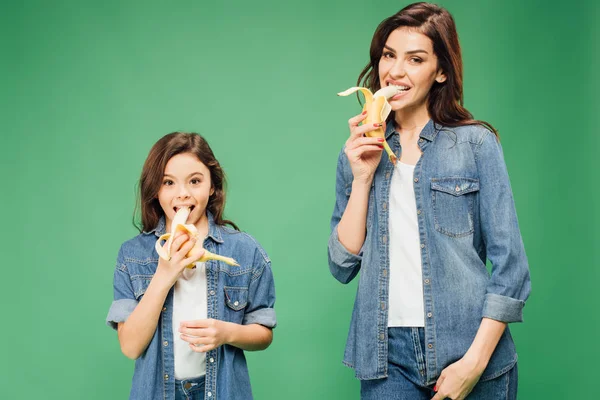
[163,180,174,186]
[382,51,395,59]
[410,57,423,63]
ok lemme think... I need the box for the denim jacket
[106,212,276,400]
[328,120,530,384]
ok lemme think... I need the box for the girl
[106,132,276,400]
[328,3,530,399]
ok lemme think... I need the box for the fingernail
[361,110,367,115]
[377,138,385,142]
[373,123,380,127]
[378,145,384,148]
[434,386,437,392]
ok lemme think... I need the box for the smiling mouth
[387,82,411,92]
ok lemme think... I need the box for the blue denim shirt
[328,120,530,384]
[106,213,276,400]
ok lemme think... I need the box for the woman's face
[378,27,446,116]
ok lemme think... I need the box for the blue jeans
[361,328,518,399]
[175,376,205,400]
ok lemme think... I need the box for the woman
[328,3,530,399]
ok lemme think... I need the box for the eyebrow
[384,45,429,55]
[163,172,205,179]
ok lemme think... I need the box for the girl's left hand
[431,356,483,400]
[179,319,232,352]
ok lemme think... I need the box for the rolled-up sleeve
[106,246,138,330]
[328,148,362,284]
[476,131,531,323]
[243,260,276,328]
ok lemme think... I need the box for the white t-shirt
[172,262,208,379]
[388,161,425,327]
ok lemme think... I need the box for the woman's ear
[210,187,215,196]
[436,70,447,83]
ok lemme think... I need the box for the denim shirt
[106,212,276,400]
[328,120,531,384]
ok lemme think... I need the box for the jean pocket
[130,274,153,299]
[431,177,479,238]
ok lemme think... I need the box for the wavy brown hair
[357,2,498,136]
[134,132,239,232]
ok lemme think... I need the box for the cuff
[243,308,276,329]
[328,227,363,268]
[482,293,525,323]
[106,299,138,330]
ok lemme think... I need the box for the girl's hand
[345,111,386,185]
[179,319,232,353]
[156,233,204,286]
[431,356,484,400]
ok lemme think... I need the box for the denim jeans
[175,376,206,400]
[361,327,518,399]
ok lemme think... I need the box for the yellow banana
[154,207,239,268]
[338,85,400,165]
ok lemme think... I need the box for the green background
[1,0,598,398]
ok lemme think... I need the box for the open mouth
[173,205,195,212]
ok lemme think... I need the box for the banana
[337,85,400,165]
[154,207,239,268]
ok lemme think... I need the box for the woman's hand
[345,111,386,184]
[431,356,484,400]
[155,233,204,287]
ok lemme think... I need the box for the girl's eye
[163,180,174,186]
[190,178,201,185]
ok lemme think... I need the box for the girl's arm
[118,234,203,359]
[179,320,273,352]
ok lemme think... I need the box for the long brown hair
[134,132,239,232]
[357,2,498,136]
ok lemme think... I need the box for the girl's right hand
[156,233,204,286]
[345,111,386,184]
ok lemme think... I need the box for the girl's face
[378,27,446,117]
[157,152,214,231]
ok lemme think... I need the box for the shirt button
[234,301,239,306]
[209,290,215,296]
[164,374,169,381]
[414,177,419,183]
[207,392,213,397]
[209,357,215,363]
[162,306,167,312]
[417,209,421,215]
[386,172,391,179]
[379,333,385,341]
[455,185,460,192]
[427,312,432,318]
[382,269,387,277]
[382,235,388,244]
[419,138,424,143]
[163,341,168,347]
[428,344,433,349]
[424,279,430,284]
[420,243,425,249]
[381,302,385,310]
[383,202,387,211]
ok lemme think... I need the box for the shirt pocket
[430,177,479,238]
[224,286,249,323]
[130,274,154,300]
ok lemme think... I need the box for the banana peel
[154,207,239,268]
[338,85,400,165]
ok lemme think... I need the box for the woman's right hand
[156,233,204,286]
[345,111,386,184]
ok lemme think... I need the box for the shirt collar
[144,211,224,243]
[384,118,440,142]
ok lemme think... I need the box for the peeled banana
[338,85,400,165]
[154,207,239,268]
